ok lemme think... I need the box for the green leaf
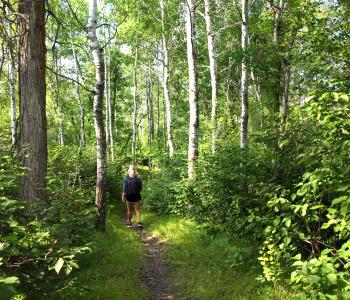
[332,196,349,205]
[326,274,337,285]
[54,258,65,274]
[0,276,19,284]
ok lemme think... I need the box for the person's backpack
[124,176,142,195]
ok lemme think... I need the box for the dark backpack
[123,176,142,195]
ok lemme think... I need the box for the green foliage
[0,145,97,299]
[257,93,350,297]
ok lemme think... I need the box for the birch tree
[18,0,47,202]
[272,0,285,114]
[7,9,16,145]
[86,0,107,230]
[240,0,249,149]
[204,0,218,154]
[160,0,175,157]
[70,29,86,147]
[131,48,138,164]
[186,0,199,179]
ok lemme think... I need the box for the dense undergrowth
[143,92,350,299]
[0,145,103,299]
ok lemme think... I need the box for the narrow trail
[120,213,176,300]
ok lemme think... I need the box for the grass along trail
[66,204,290,299]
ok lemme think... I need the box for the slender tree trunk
[251,70,263,127]
[204,0,218,154]
[70,30,86,147]
[105,55,110,146]
[186,0,199,179]
[8,59,16,145]
[160,0,175,157]
[107,56,114,160]
[146,70,152,169]
[7,13,16,145]
[54,53,64,146]
[272,0,285,114]
[156,74,160,138]
[131,49,138,165]
[18,0,47,203]
[87,0,107,231]
[240,0,249,149]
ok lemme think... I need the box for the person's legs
[134,201,142,223]
[126,201,134,224]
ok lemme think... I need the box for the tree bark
[272,0,285,114]
[54,52,64,146]
[160,0,175,157]
[131,48,138,165]
[70,30,86,147]
[204,0,218,154]
[18,0,47,203]
[7,13,16,145]
[107,55,114,160]
[87,0,107,231]
[186,0,199,179]
[240,0,249,149]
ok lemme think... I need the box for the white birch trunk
[87,0,107,230]
[70,30,86,147]
[160,0,175,157]
[131,49,138,165]
[107,55,114,160]
[204,0,218,154]
[186,0,199,179]
[8,59,16,145]
[240,0,249,149]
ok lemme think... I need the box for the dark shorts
[125,194,141,203]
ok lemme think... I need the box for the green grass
[63,205,291,300]
[65,205,149,300]
[141,211,292,300]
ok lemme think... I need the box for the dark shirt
[122,176,142,195]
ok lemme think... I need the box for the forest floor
[66,204,291,299]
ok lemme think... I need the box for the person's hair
[128,165,137,177]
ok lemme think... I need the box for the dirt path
[121,214,176,299]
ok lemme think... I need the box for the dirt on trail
[121,214,176,300]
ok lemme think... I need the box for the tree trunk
[87,0,107,231]
[146,69,152,169]
[131,49,138,165]
[204,0,218,154]
[7,12,16,145]
[54,53,64,146]
[107,56,114,160]
[240,0,249,149]
[18,0,47,203]
[160,0,175,157]
[251,70,263,127]
[8,59,16,145]
[186,0,199,179]
[272,0,285,114]
[156,73,160,138]
[70,30,86,147]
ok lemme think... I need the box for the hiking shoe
[127,222,132,228]
[137,222,144,228]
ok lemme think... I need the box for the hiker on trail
[122,165,144,228]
